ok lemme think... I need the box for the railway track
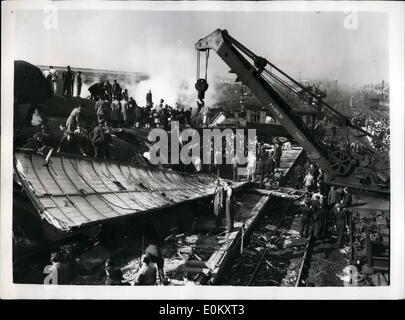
[220,195,313,287]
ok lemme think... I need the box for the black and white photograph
[1,1,404,300]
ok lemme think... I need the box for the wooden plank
[206,196,270,283]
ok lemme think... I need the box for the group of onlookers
[43,65,82,98]
[365,116,390,152]
[295,158,354,251]
[351,114,390,152]
[90,84,194,130]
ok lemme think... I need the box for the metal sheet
[14,151,223,231]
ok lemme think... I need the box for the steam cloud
[79,39,232,110]
[115,41,221,109]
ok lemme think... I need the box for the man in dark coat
[146,89,153,107]
[293,163,303,189]
[317,202,330,239]
[134,105,143,128]
[311,205,321,239]
[88,82,106,100]
[213,179,224,227]
[273,141,282,171]
[259,152,273,188]
[104,80,113,100]
[62,65,74,97]
[300,201,313,238]
[327,186,340,209]
[76,71,82,97]
[341,187,353,208]
[332,202,348,248]
[128,97,138,127]
[92,119,110,159]
[312,163,320,182]
[224,181,234,233]
[112,80,122,100]
[102,97,112,126]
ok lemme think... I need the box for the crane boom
[195,29,389,193]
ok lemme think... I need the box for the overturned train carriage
[13,150,221,242]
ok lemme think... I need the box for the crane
[194,29,389,193]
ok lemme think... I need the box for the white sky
[14,9,388,86]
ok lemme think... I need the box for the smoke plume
[121,41,220,109]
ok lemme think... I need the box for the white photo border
[1,0,404,300]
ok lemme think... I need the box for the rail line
[220,194,312,287]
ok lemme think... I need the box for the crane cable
[196,50,210,81]
[205,49,210,80]
[196,50,200,82]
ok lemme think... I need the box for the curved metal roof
[14,151,224,232]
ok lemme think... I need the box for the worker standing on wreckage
[92,118,112,159]
[213,178,225,227]
[65,103,85,132]
[212,179,235,233]
[224,181,235,233]
[57,103,89,156]
[76,71,82,97]
[62,65,74,97]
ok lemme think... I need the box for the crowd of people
[365,116,390,152]
[256,140,284,187]
[293,159,354,251]
[300,185,353,251]
[28,79,198,161]
[351,114,390,152]
[89,81,193,130]
[43,65,82,98]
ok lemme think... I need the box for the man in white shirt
[246,150,257,182]
[49,66,58,93]
[303,172,314,192]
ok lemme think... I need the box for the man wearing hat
[62,65,74,97]
[332,201,348,248]
[300,201,313,238]
[92,118,110,159]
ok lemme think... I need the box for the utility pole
[381,80,385,100]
